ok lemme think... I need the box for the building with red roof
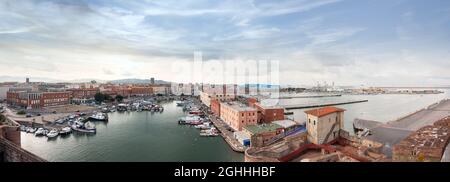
[304,107,345,144]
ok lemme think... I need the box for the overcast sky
[0,0,449,86]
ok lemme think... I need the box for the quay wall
[0,116,21,146]
[0,125,20,146]
[0,115,46,162]
[0,138,46,162]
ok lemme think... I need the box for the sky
[0,0,449,86]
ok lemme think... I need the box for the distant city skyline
[0,0,449,86]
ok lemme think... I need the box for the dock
[210,115,245,153]
[386,99,450,131]
[353,99,450,157]
[275,94,342,99]
[191,97,245,153]
[283,99,368,110]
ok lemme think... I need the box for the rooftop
[394,124,450,158]
[304,107,345,117]
[255,102,284,110]
[434,116,450,127]
[272,120,298,128]
[223,102,257,112]
[244,123,282,134]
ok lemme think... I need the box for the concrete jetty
[353,99,450,157]
[386,99,450,131]
[283,99,368,110]
[275,94,342,99]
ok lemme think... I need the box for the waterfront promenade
[192,98,245,153]
[210,116,245,153]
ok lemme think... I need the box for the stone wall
[0,138,46,162]
[0,115,46,162]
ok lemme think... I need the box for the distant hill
[109,79,171,85]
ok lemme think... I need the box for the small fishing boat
[59,127,72,135]
[89,112,108,121]
[20,125,27,132]
[35,128,48,136]
[71,122,96,133]
[27,127,37,133]
[194,122,212,129]
[46,129,59,138]
[200,128,219,137]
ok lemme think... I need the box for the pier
[386,99,450,130]
[353,99,450,157]
[191,98,245,153]
[283,99,368,110]
[275,94,342,99]
[210,115,245,153]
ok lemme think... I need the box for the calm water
[280,90,450,132]
[21,102,244,162]
[21,90,449,161]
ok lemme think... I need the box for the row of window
[308,116,340,126]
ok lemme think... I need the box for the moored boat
[46,129,59,138]
[71,121,96,133]
[35,128,48,136]
[89,112,108,121]
[59,127,72,135]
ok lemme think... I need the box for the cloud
[103,68,115,75]
[0,0,449,86]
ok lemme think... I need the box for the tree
[115,95,124,102]
[94,92,106,103]
[17,110,26,115]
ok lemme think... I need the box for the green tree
[94,92,106,103]
[115,95,124,102]
[105,94,114,102]
[17,110,26,115]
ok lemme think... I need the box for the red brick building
[247,98,258,107]
[131,87,153,96]
[68,88,99,104]
[7,91,70,109]
[210,99,221,117]
[41,92,70,108]
[254,102,285,124]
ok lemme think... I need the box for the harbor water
[21,90,449,161]
[21,101,244,162]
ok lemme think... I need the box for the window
[314,120,316,125]
[242,120,244,123]
[309,119,311,123]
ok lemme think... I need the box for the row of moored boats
[20,112,109,139]
[177,101,219,137]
